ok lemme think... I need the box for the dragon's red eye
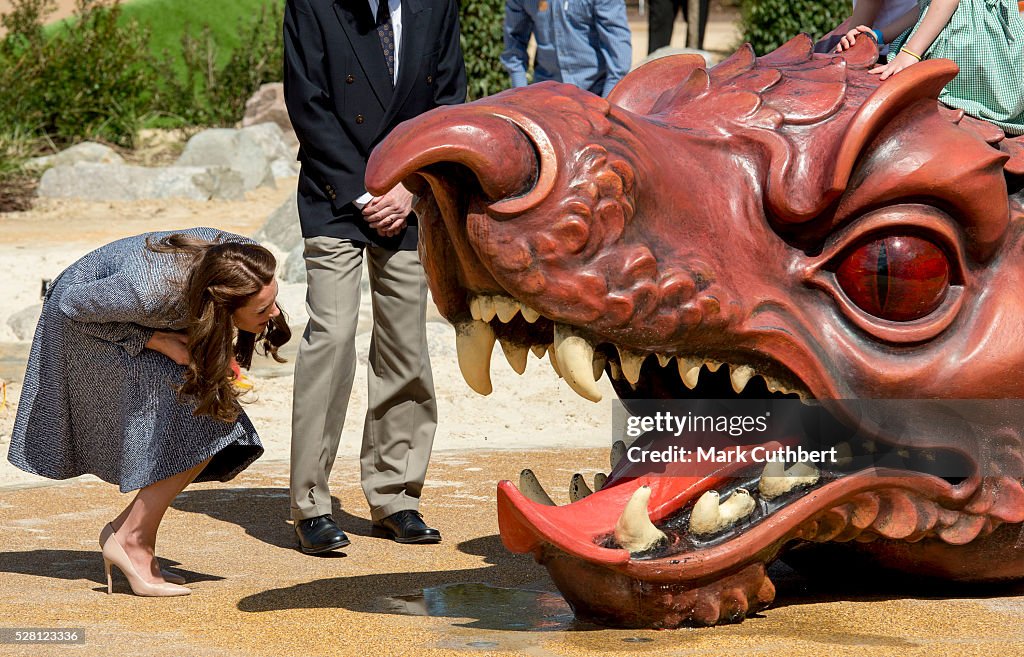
[835,236,950,321]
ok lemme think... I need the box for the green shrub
[152,4,283,127]
[459,0,508,101]
[740,0,850,55]
[0,0,154,148]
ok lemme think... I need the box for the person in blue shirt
[501,0,632,98]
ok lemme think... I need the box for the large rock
[255,191,302,252]
[271,158,300,179]
[240,122,294,162]
[282,243,306,284]
[38,163,246,201]
[7,303,42,341]
[242,83,298,147]
[26,142,125,170]
[176,128,274,190]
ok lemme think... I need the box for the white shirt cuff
[352,192,374,209]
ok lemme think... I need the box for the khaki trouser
[289,236,437,522]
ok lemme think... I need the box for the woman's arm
[850,0,883,27]
[58,269,182,360]
[870,0,959,79]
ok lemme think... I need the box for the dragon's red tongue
[497,441,785,565]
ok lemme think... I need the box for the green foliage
[152,4,283,126]
[0,0,153,148]
[0,0,284,153]
[740,0,850,55]
[459,0,508,101]
[115,0,283,82]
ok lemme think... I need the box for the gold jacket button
[426,75,433,84]
[355,114,364,124]
[346,74,355,84]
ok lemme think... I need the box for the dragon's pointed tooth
[592,353,607,382]
[706,360,722,373]
[689,490,722,535]
[545,345,563,378]
[730,364,755,393]
[834,442,853,466]
[759,460,820,500]
[719,488,756,522]
[593,472,608,490]
[656,353,671,367]
[455,320,495,395]
[520,305,541,323]
[494,296,520,323]
[553,323,602,402]
[518,469,556,506]
[787,462,820,481]
[469,296,483,321]
[677,356,701,389]
[530,344,547,358]
[498,339,529,375]
[477,295,497,322]
[610,440,627,470]
[569,473,593,502]
[608,359,622,381]
[617,346,646,385]
[613,485,667,553]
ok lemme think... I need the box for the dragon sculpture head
[365,35,1024,628]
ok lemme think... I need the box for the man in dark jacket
[283,0,466,554]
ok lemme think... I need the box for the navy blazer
[283,0,467,248]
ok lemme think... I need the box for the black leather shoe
[372,510,442,544]
[295,515,350,554]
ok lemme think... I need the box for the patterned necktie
[376,0,396,82]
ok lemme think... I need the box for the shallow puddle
[381,582,576,631]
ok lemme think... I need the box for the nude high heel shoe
[99,524,187,585]
[98,524,191,597]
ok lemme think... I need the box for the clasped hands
[835,25,920,81]
[362,182,414,238]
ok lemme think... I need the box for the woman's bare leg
[109,458,211,583]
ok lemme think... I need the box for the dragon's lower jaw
[498,456,1024,628]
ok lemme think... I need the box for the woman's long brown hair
[148,233,291,423]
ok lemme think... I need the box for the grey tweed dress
[7,227,264,492]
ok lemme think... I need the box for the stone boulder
[38,163,246,201]
[240,122,294,162]
[271,159,300,179]
[240,122,300,180]
[242,83,298,147]
[255,191,302,252]
[7,303,42,341]
[176,129,274,190]
[282,243,306,284]
[26,142,125,170]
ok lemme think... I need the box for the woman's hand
[146,331,190,365]
[869,51,919,80]
[835,25,875,52]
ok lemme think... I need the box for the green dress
[889,0,1024,136]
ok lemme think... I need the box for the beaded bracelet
[899,46,923,61]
